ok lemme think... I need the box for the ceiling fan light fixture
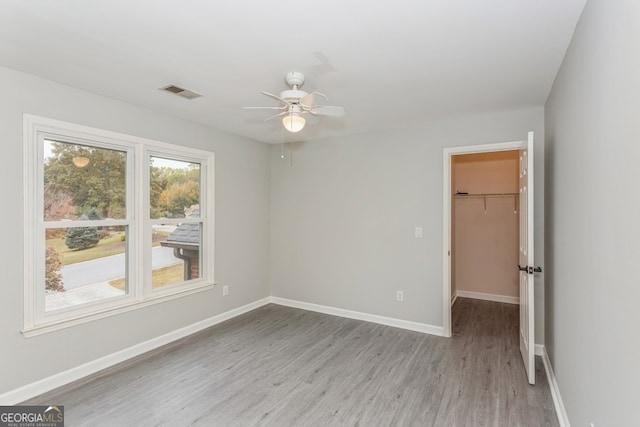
[282,113,306,132]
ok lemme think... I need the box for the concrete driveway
[47,246,185,311]
[60,246,181,289]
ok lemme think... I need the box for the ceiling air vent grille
[160,84,202,100]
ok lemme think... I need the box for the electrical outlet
[415,227,423,238]
[222,285,229,296]
[396,291,404,302]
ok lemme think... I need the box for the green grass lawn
[108,263,184,290]
[46,231,171,266]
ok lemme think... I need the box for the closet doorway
[442,133,536,384]
[451,151,520,306]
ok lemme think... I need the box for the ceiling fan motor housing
[285,71,305,88]
[280,89,307,103]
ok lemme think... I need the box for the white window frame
[23,114,215,337]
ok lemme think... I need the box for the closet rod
[454,192,518,197]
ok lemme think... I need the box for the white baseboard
[2,295,490,405]
[451,293,458,306]
[271,297,444,336]
[456,290,519,305]
[541,346,570,427]
[0,297,272,405]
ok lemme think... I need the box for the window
[23,115,214,336]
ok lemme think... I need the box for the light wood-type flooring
[25,298,559,426]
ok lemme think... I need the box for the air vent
[160,84,202,100]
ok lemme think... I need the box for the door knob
[518,265,542,273]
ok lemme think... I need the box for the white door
[519,131,535,385]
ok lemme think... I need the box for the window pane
[150,157,200,219]
[45,226,127,311]
[44,140,127,221]
[152,223,202,288]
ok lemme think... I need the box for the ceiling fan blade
[301,91,328,108]
[302,112,320,124]
[310,105,346,117]
[243,106,287,110]
[264,111,288,121]
[261,91,289,105]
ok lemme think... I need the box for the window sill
[22,282,215,338]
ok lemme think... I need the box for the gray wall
[545,0,640,425]
[270,108,545,342]
[0,66,271,395]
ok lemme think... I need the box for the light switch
[415,227,423,238]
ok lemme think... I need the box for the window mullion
[134,145,148,300]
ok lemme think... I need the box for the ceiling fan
[244,71,346,133]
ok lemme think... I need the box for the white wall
[270,107,545,342]
[0,66,271,395]
[545,0,640,424]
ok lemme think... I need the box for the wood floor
[25,298,559,426]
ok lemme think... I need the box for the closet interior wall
[452,151,520,302]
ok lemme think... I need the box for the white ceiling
[0,0,586,144]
